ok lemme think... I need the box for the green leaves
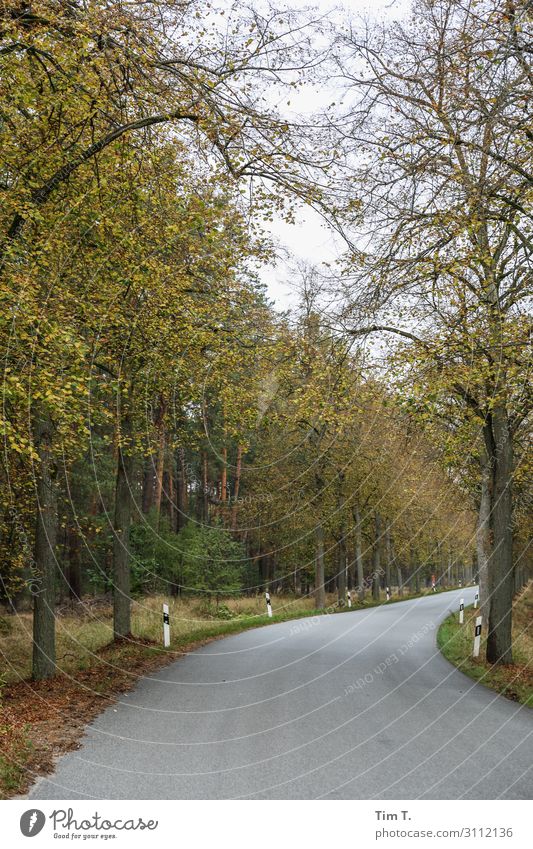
[178,522,247,596]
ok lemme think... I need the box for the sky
[255,0,411,309]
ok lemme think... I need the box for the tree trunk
[477,437,492,623]
[220,445,227,502]
[231,444,243,530]
[513,562,523,594]
[141,453,154,513]
[32,412,58,680]
[353,503,365,601]
[153,427,166,519]
[397,562,403,596]
[410,545,419,594]
[486,409,514,664]
[67,524,82,600]
[167,459,176,530]
[113,409,134,639]
[175,447,188,531]
[202,451,209,521]
[347,534,356,590]
[314,523,326,609]
[372,512,381,600]
[336,473,347,606]
[337,530,347,606]
[58,524,69,603]
[384,522,392,596]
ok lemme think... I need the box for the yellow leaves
[1,422,39,462]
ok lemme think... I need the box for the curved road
[30,588,532,799]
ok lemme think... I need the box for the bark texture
[353,503,365,601]
[113,410,134,639]
[486,409,514,664]
[372,512,381,600]
[314,523,326,609]
[32,413,58,680]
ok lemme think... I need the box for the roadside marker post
[474,591,479,609]
[459,598,464,624]
[347,590,352,608]
[265,591,273,618]
[386,586,391,601]
[163,603,170,648]
[473,615,482,657]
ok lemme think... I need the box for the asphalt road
[30,588,533,799]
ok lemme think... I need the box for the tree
[0,0,334,256]
[0,0,336,674]
[335,0,532,662]
[179,523,246,606]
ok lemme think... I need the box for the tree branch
[2,109,200,248]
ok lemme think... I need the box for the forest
[0,0,531,697]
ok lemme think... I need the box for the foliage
[0,0,529,682]
[178,522,248,600]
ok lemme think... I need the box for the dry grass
[0,587,439,686]
[0,593,319,685]
[0,586,436,685]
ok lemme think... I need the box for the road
[30,588,532,799]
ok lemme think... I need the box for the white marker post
[474,591,479,609]
[347,590,352,608]
[265,591,273,618]
[459,598,464,625]
[473,615,482,657]
[163,603,170,648]
[386,586,391,601]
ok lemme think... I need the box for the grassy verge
[0,585,456,798]
[437,583,532,707]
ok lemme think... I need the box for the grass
[437,582,533,707]
[0,593,315,685]
[0,587,440,685]
[0,584,453,798]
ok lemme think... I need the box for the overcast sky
[257,0,410,309]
